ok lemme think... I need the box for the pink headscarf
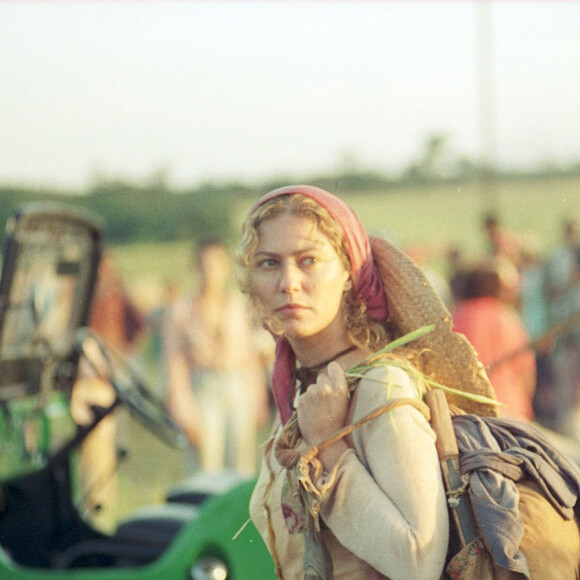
[249,185,389,423]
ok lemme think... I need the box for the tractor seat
[52,503,199,569]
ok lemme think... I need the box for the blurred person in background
[71,253,145,528]
[519,233,549,344]
[518,233,556,427]
[482,212,524,271]
[85,254,145,353]
[543,216,580,437]
[479,212,522,307]
[452,260,536,421]
[163,238,269,476]
[446,244,471,306]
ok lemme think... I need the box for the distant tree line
[0,181,250,246]
[1,134,579,246]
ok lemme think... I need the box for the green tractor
[0,204,275,580]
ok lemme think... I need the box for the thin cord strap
[275,397,431,469]
[293,345,358,395]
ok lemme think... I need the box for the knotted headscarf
[248,185,389,423]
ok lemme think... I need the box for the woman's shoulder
[355,361,423,404]
[349,360,435,444]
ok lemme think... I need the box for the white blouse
[250,364,449,580]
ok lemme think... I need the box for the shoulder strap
[425,389,478,547]
[343,388,430,449]
[275,395,430,469]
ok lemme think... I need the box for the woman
[236,185,452,579]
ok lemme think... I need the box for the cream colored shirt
[250,364,449,580]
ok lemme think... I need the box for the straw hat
[370,235,499,417]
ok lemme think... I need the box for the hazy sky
[1,1,579,189]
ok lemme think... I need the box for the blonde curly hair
[235,193,392,354]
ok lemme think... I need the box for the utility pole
[475,0,500,216]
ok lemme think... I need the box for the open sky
[1,1,579,190]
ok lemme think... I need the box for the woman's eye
[301,256,317,266]
[257,258,278,268]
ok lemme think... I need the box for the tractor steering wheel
[76,327,187,449]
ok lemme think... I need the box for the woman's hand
[297,361,350,470]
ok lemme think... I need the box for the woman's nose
[278,262,301,294]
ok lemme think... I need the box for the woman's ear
[343,278,353,292]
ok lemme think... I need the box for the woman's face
[248,213,350,343]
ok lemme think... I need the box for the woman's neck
[288,314,365,369]
[291,335,361,370]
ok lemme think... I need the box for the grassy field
[346,177,579,251]
[111,175,580,298]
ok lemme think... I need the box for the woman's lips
[275,304,306,315]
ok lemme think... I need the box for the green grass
[110,239,194,289]
[344,176,580,255]
[111,175,580,288]
[106,411,188,529]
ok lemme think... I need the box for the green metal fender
[0,480,277,580]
